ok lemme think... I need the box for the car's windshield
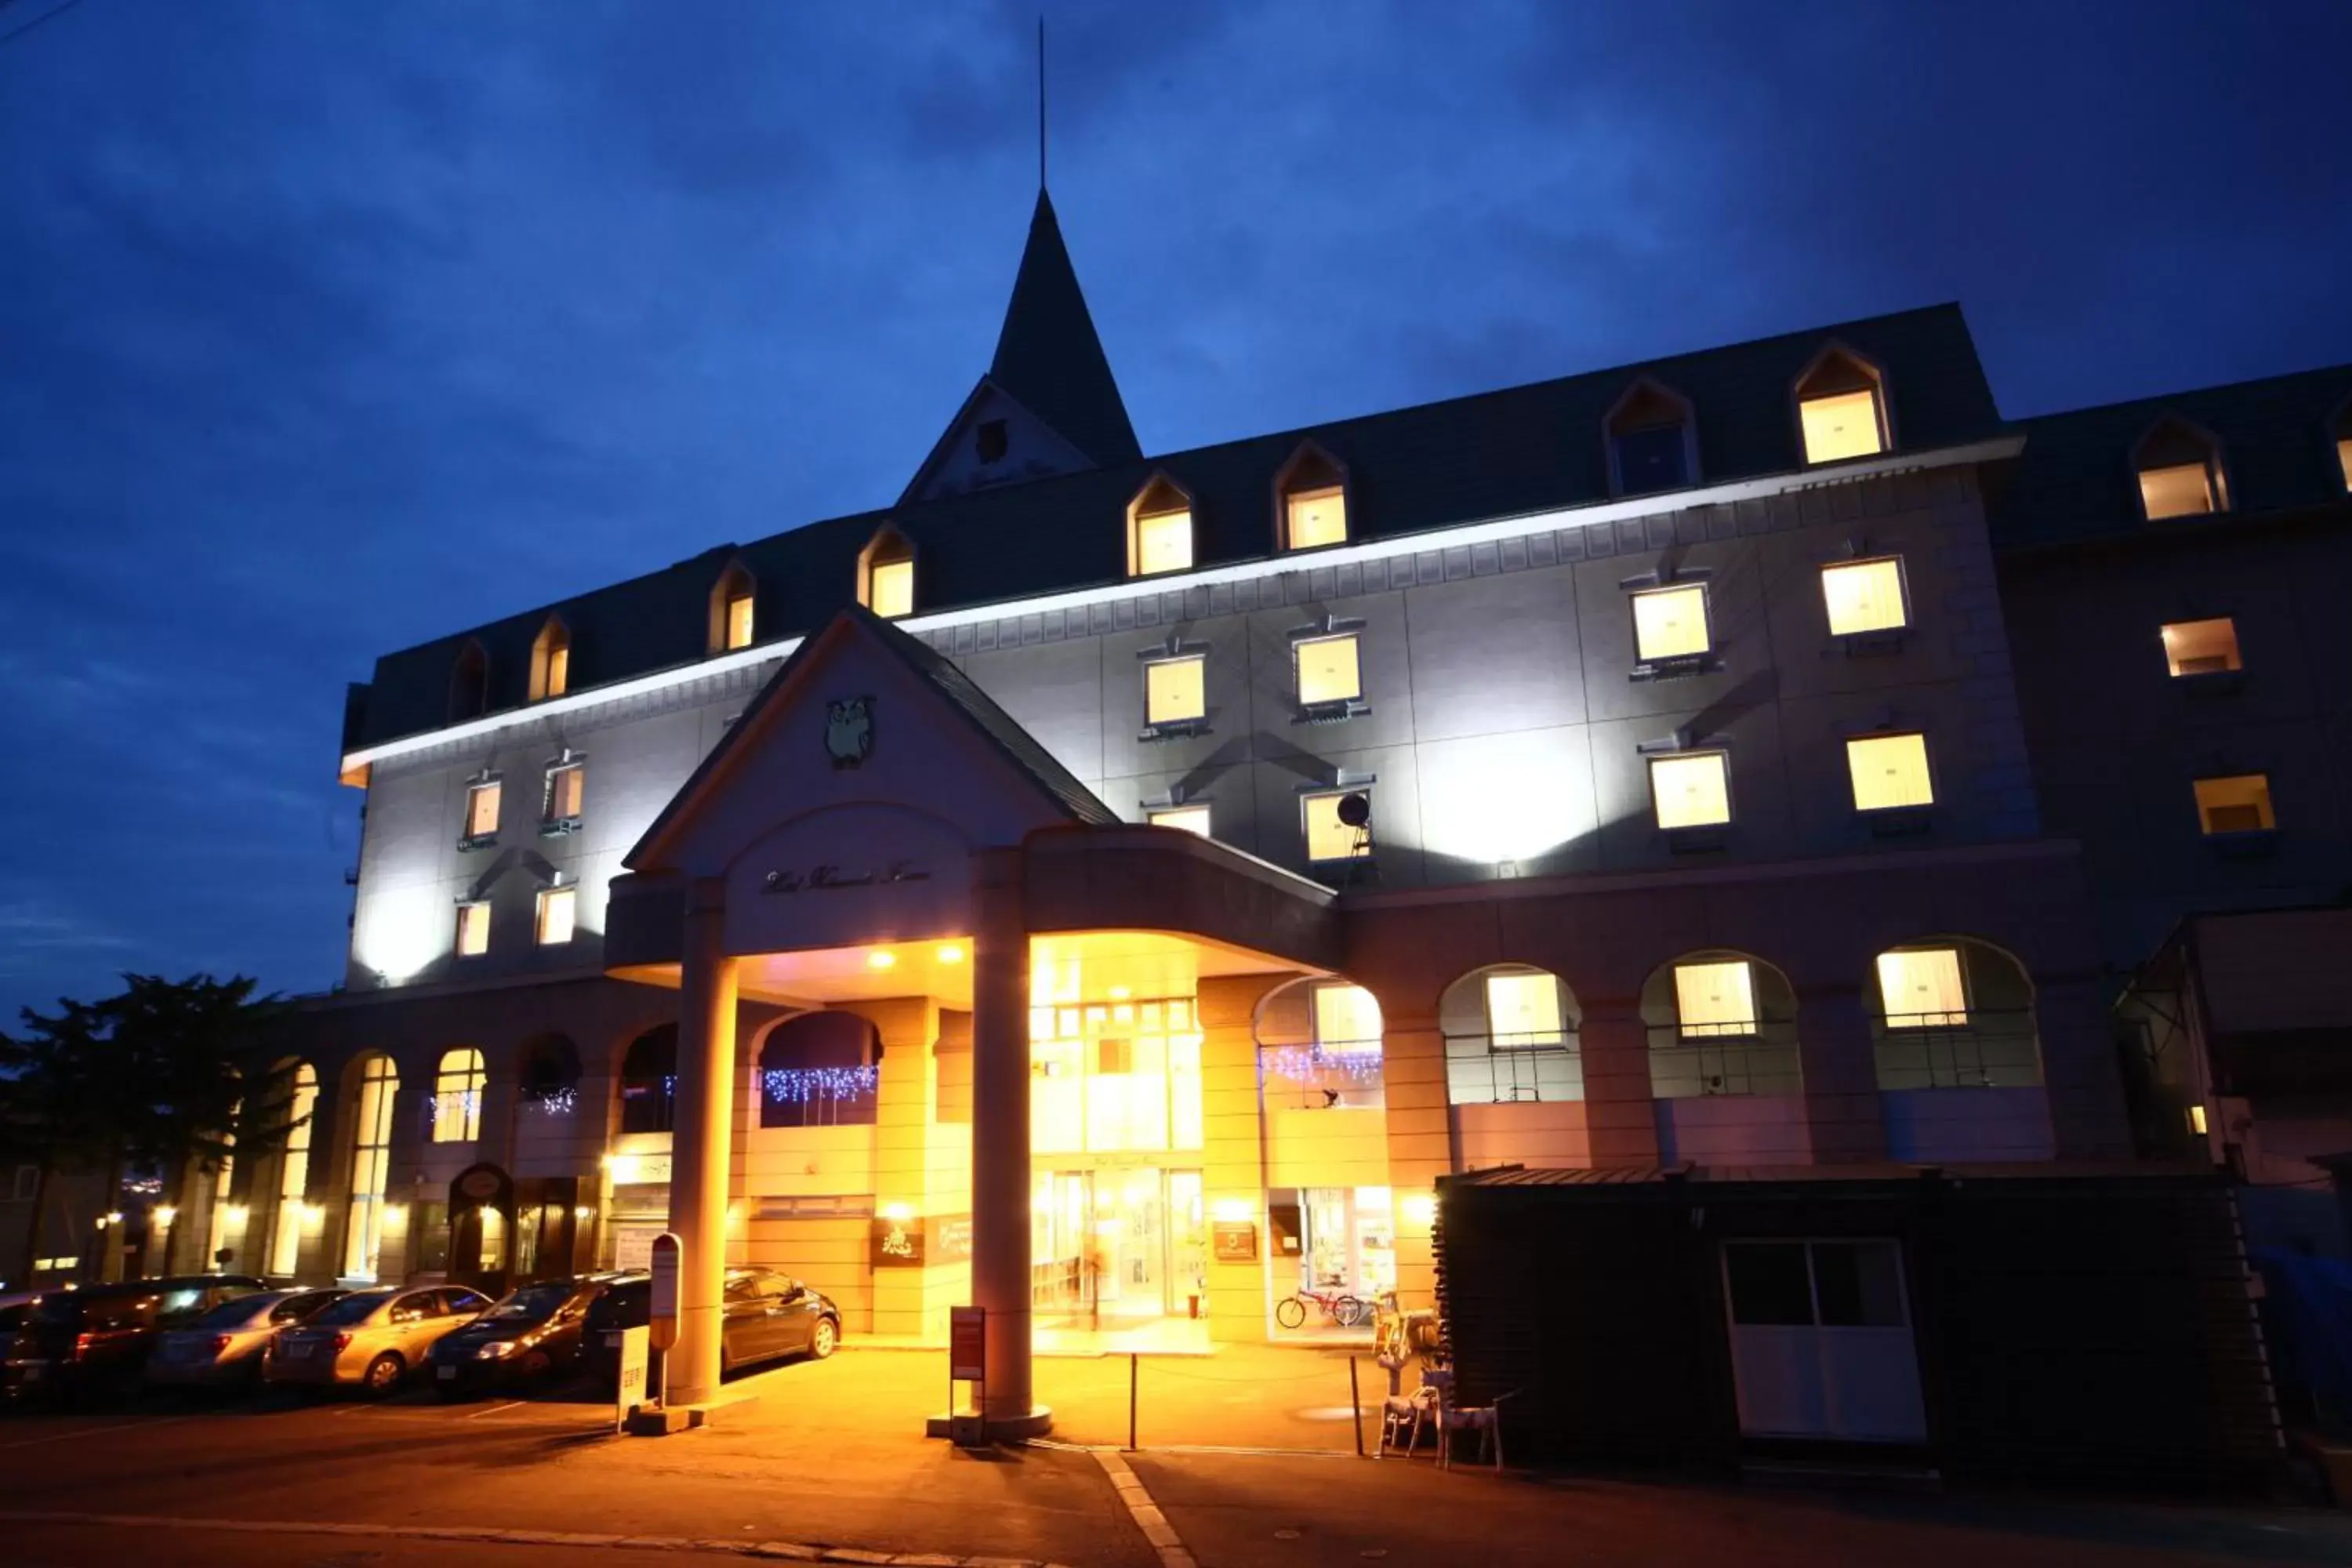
[308,1291,394,1327]
[481,1283,574,1322]
[191,1296,272,1330]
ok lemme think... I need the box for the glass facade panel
[343,1057,399,1281]
[1030,997,1202,1155]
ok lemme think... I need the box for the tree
[0,973,307,1280]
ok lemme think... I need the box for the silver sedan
[264,1285,490,1396]
[147,1288,349,1391]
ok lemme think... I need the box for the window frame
[430,1048,485,1145]
[1603,378,1700,499]
[1647,749,1733,833]
[1820,556,1911,640]
[2160,616,2242,679]
[2132,417,2231,522]
[535,885,577,946]
[460,776,503,850]
[1301,789,1372,865]
[2193,773,2275,837]
[1843,731,1936,817]
[1141,652,1209,734]
[868,556,914,619]
[455,900,492,960]
[1792,345,1892,467]
[540,759,586,836]
[1875,947,1970,1030]
[1131,505,1196,578]
[1673,959,1760,1040]
[1292,630,1365,714]
[1145,803,1212,837]
[1628,582,1713,670]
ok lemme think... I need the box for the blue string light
[521,1087,578,1116]
[1256,1045,1386,1084]
[761,1065,881,1104]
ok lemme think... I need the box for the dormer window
[528,616,571,702]
[1127,475,1194,577]
[1274,443,1349,550]
[2333,401,2351,492]
[1605,379,1697,496]
[859,528,916,619]
[710,562,757,654]
[1795,347,1889,465]
[2134,417,2228,521]
[976,419,1009,464]
[448,640,488,723]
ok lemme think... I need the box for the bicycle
[1275,1287,1366,1329]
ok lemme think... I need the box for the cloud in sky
[1,0,2348,1016]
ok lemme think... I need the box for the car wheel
[362,1353,404,1397]
[519,1349,550,1379]
[809,1318,837,1361]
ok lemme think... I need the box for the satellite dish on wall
[1336,793,1372,829]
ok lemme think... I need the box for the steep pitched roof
[988,191,1141,468]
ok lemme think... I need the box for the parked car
[580,1267,839,1385]
[3,1276,268,1397]
[426,1275,621,1398]
[0,1292,36,1341]
[146,1288,349,1392]
[263,1284,490,1396]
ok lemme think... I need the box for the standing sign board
[648,1231,681,1351]
[613,1325,651,1433]
[947,1305,985,1446]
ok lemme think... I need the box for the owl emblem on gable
[825,696,874,768]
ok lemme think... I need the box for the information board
[648,1232,681,1353]
[949,1305,985,1383]
[613,1324,651,1430]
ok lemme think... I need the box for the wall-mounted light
[867,949,898,971]
[935,943,964,965]
[224,1203,249,1224]
[103,1210,124,1225]
[151,1206,177,1227]
[881,1201,913,1223]
[1399,1192,1438,1229]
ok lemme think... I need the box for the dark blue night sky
[2,0,2348,1019]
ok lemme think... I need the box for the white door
[1722,1240,1927,1443]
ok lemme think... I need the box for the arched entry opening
[618,1024,677,1134]
[758,1012,881,1128]
[447,1161,515,1297]
[1866,938,2042,1090]
[1253,976,1392,1333]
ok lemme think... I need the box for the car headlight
[473,1341,517,1359]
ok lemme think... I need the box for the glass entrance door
[1032,1167,1204,1323]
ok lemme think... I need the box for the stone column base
[924,1406,1054,1443]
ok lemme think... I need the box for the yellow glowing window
[1675,960,1758,1038]
[1485,971,1564,1048]
[1877,948,1967,1028]
[1632,584,1710,662]
[2161,618,2241,677]
[456,902,490,958]
[869,558,913,619]
[1296,634,1362,706]
[1145,656,1206,725]
[535,887,576,946]
[1303,791,1370,862]
[432,1048,485,1144]
[1845,733,1933,812]
[2337,438,2352,492]
[1287,486,1348,550]
[2140,462,2215,521]
[1800,388,1885,463]
[1821,557,1908,636]
[1312,984,1383,1053]
[2189,1104,2209,1136]
[725,593,755,651]
[2194,774,2274,835]
[544,764,584,822]
[1147,804,1211,837]
[1134,508,1194,576]
[465,781,501,839]
[1649,751,1731,829]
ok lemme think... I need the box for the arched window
[2332,397,2352,493]
[341,1054,399,1280]
[528,615,571,702]
[448,640,489,722]
[1867,938,2042,1090]
[2133,416,2230,521]
[757,1012,881,1129]
[263,1058,318,1277]
[710,561,757,653]
[1440,964,1582,1104]
[619,1024,677,1135]
[1253,976,1385,1112]
[858,527,916,619]
[1642,951,1802,1098]
[518,1033,582,1116]
[1273,442,1348,551]
[430,1047,485,1143]
[1127,474,1195,577]
[1604,379,1698,497]
[1794,345,1889,465]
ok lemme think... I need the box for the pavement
[2,1342,2350,1568]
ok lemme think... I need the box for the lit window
[1845,733,1933,812]
[2139,462,2215,521]
[725,593,755,651]
[1632,584,1710,662]
[432,1048,485,1144]
[1134,508,1193,576]
[1312,984,1383,1053]
[2194,774,2274,835]
[1799,388,1885,464]
[536,887,577,946]
[544,763,585,823]
[1820,557,1908,636]
[2338,437,2352,492]
[1145,656,1206,726]
[1295,634,1362,706]
[1303,791,1370,862]
[1484,971,1564,1049]
[1674,960,1758,1038]
[1147,804,1211,837]
[1877,949,1967,1028]
[530,619,571,702]
[1287,486,1347,550]
[2161,618,2241,676]
[465,781,501,840]
[456,902,491,958]
[869,558,913,619]
[1650,752,1731,829]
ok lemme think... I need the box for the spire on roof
[987,191,1141,467]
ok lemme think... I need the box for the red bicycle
[1276,1287,1366,1329]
